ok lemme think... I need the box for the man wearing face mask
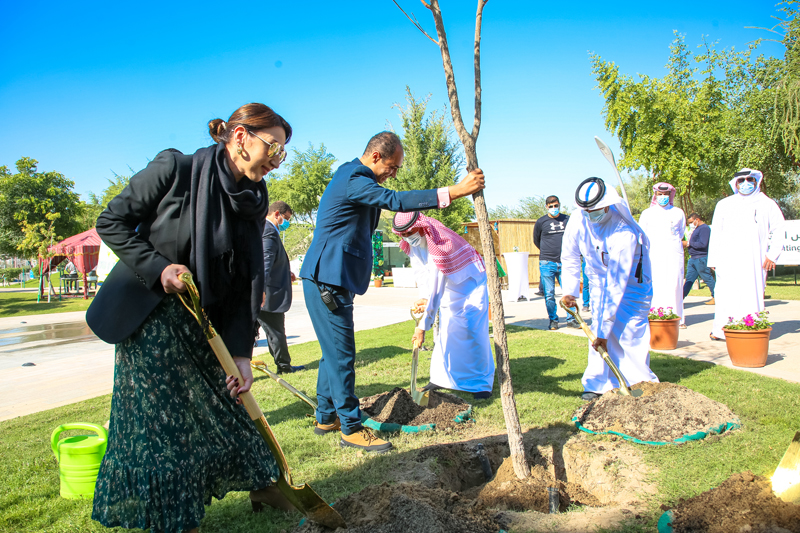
[707,169,786,341]
[682,213,715,304]
[638,183,687,328]
[560,177,659,400]
[533,196,578,330]
[257,201,305,374]
[393,211,495,400]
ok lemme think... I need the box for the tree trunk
[419,0,530,480]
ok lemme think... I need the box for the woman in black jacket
[88,103,293,533]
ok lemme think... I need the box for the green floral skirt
[92,296,279,533]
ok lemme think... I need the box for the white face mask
[402,233,424,248]
[689,223,696,230]
[586,208,609,224]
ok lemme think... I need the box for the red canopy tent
[41,227,102,299]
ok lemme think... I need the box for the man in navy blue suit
[258,201,305,374]
[299,131,485,452]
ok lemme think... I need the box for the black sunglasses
[736,176,756,184]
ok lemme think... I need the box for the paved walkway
[1,285,798,422]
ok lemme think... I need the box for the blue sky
[0,0,786,212]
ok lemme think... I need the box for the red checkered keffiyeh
[392,212,484,277]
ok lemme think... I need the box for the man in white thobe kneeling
[392,211,495,401]
[561,177,659,401]
[638,182,687,326]
[707,168,785,341]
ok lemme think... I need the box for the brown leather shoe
[250,486,296,513]
[340,428,393,453]
[704,298,715,305]
[314,419,341,435]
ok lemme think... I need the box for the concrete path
[1,285,798,422]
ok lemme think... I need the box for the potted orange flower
[648,306,680,350]
[723,311,773,368]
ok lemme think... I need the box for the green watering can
[51,423,108,499]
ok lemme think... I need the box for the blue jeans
[540,260,575,322]
[683,256,716,298]
[581,257,590,307]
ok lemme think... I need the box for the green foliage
[371,231,385,279]
[724,310,774,330]
[592,30,798,213]
[488,195,571,220]
[80,174,131,230]
[387,87,474,231]
[0,158,83,256]
[280,223,314,260]
[266,144,335,227]
[648,306,681,320]
[0,267,23,281]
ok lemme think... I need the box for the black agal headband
[575,177,606,209]
[392,211,420,232]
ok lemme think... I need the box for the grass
[689,268,800,301]
[1,322,799,532]
[0,274,94,318]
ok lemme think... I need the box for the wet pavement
[1,286,799,422]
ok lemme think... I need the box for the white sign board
[772,220,800,265]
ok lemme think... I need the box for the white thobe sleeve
[561,215,582,297]
[420,267,446,331]
[707,202,724,269]
[766,202,787,262]
[598,230,638,340]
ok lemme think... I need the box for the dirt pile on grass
[360,388,470,429]
[573,382,738,443]
[295,482,504,533]
[665,471,800,533]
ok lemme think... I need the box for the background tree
[80,174,131,230]
[488,196,572,220]
[396,0,531,480]
[0,158,83,256]
[385,87,474,233]
[18,210,61,301]
[266,144,335,227]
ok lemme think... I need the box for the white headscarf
[728,168,765,205]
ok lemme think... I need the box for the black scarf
[189,143,268,350]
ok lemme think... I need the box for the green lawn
[2,321,799,532]
[689,268,800,301]
[0,274,94,318]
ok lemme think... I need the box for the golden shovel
[559,300,643,397]
[772,431,800,504]
[176,273,345,530]
[410,309,430,407]
[250,359,318,414]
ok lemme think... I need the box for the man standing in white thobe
[561,177,659,400]
[392,211,495,400]
[638,183,687,327]
[707,168,785,341]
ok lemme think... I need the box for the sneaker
[534,291,544,296]
[313,419,341,435]
[582,305,590,312]
[581,391,601,401]
[421,382,443,392]
[340,428,393,453]
[517,296,528,302]
[566,321,580,329]
[704,298,715,305]
[473,391,492,400]
[549,320,559,330]
[277,365,306,374]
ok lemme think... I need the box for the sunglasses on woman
[248,131,287,163]
[736,177,756,184]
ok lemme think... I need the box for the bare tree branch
[392,0,438,45]
[472,0,487,139]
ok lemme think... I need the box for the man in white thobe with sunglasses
[707,168,786,341]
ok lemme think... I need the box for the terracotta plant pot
[649,318,680,350]
[374,278,383,288]
[723,328,771,368]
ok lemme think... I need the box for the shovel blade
[773,431,800,504]
[277,476,346,529]
[412,389,430,407]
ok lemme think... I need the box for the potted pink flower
[648,306,680,350]
[722,311,773,368]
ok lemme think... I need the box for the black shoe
[566,321,580,329]
[473,391,492,400]
[517,296,528,302]
[549,320,559,330]
[582,305,590,312]
[534,291,544,296]
[421,382,443,392]
[277,365,306,374]
[581,391,601,401]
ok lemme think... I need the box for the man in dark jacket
[533,195,578,330]
[299,131,484,453]
[682,212,716,304]
[258,201,305,374]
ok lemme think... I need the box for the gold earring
[237,143,243,155]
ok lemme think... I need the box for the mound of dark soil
[666,471,800,533]
[573,382,737,443]
[361,387,470,430]
[295,482,503,533]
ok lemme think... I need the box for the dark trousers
[302,279,362,435]
[257,311,291,370]
[683,256,716,298]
